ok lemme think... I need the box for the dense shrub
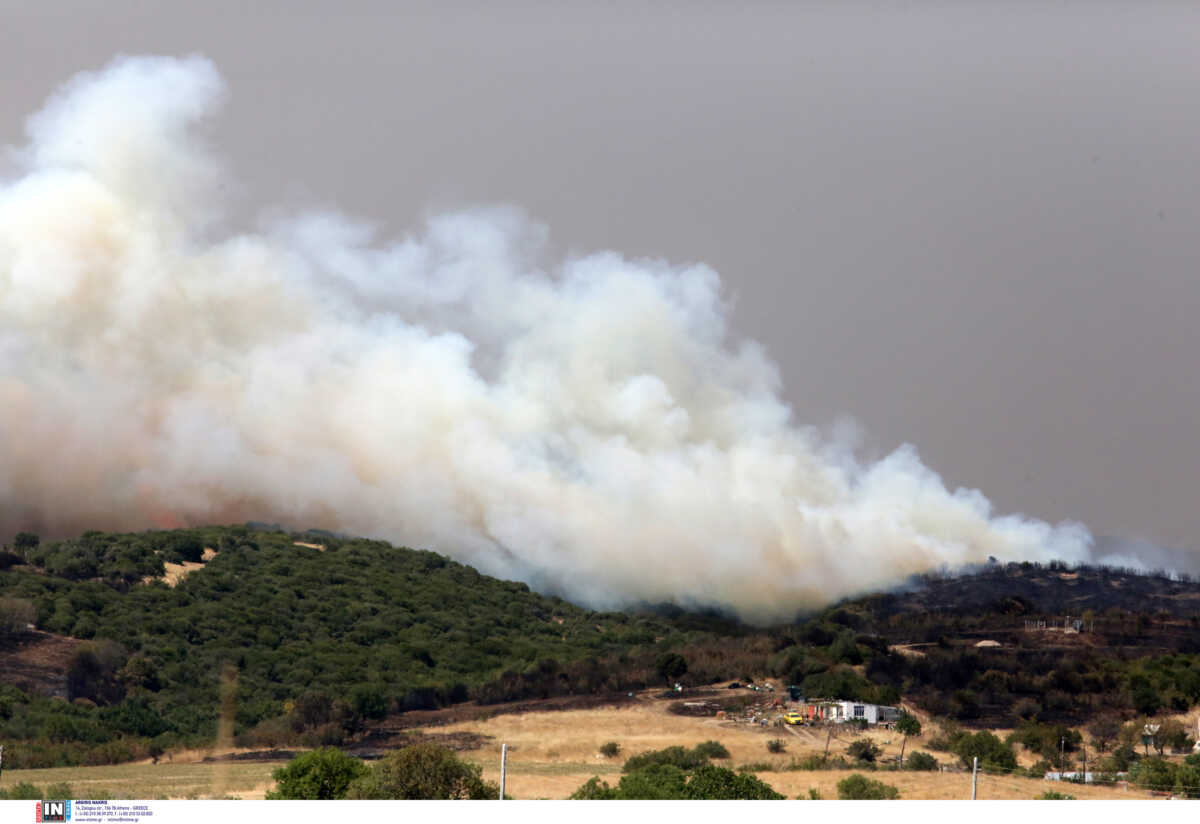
[570,764,782,800]
[570,777,617,800]
[599,741,621,758]
[684,765,783,799]
[1175,763,1200,799]
[1129,757,1177,793]
[266,747,367,799]
[837,773,900,800]
[693,740,730,759]
[905,752,939,771]
[344,743,498,800]
[611,764,689,800]
[623,745,708,773]
[846,738,880,763]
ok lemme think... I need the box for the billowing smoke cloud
[0,56,1094,623]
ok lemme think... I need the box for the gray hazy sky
[5,0,1199,551]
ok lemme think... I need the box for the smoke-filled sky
[2,2,1198,620]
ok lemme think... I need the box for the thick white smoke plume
[0,57,1093,623]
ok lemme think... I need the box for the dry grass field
[1,759,280,800]
[440,690,1147,800]
[0,688,1180,800]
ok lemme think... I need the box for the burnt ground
[0,629,81,698]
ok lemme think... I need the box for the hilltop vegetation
[0,525,763,767]
[2,527,1200,771]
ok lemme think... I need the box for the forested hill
[0,525,753,768]
[3,527,1200,769]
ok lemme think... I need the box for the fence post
[499,742,507,800]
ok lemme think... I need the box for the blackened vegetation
[878,560,1200,622]
[805,561,1200,726]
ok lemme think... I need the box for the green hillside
[0,526,753,768]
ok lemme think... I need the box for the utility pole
[1060,736,1066,774]
[499,743,507,800]
[971,756,978,800]
[824,725,833,759]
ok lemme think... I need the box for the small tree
[1087,717,1121,753]
[655,653,688,684]
[599,741,621,758]
[266,748,367,799]
[895,713,921,766]
[767,739,786,754]
[846,738,880,764]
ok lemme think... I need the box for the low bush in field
[837,773,900,800]
[905,751,939,771]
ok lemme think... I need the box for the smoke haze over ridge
[0,56,1096,623]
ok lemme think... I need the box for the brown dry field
[2,758,279,800]
[436,689,1156,800]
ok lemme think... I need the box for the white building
[835,701,901,724]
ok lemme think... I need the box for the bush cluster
[564,743,785,799]
[267,743,498,800]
